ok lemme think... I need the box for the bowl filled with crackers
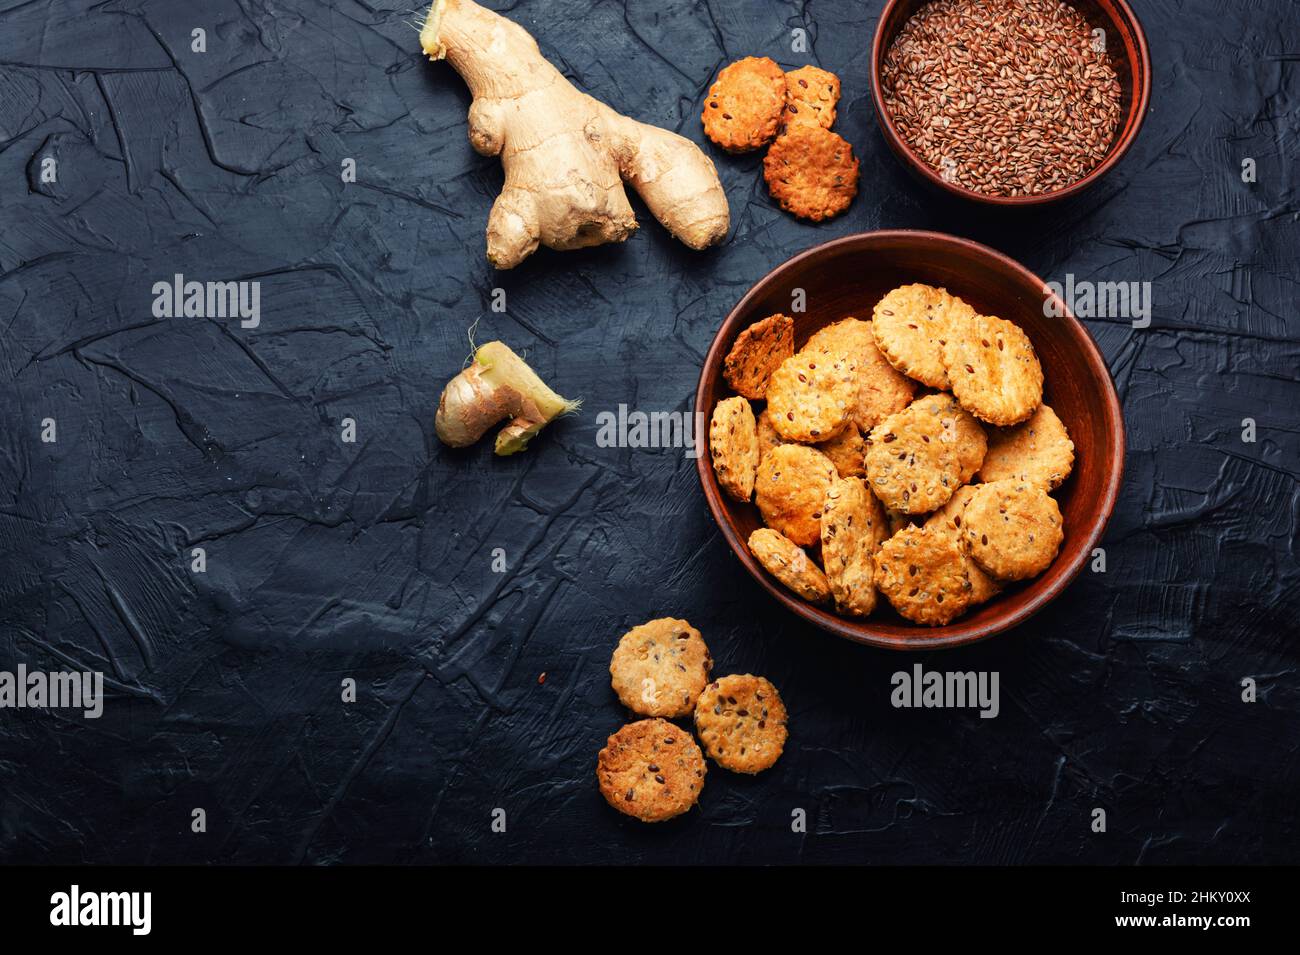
[695,230,1124,649]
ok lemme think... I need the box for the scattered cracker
[962,479,1064,581]
[748,527,831,603]
[709,396,760,502]
[694,674,788,774]
[781,65,840,131]
[923,486,1002,606]
[765,349,856,443]
[763,124,860,221]
[872,284,975,389]
[702,56,786,153]
[980,403,1075,489]
[754,443,837,547]
[597,718,707,822]
[943,312,1044,426]
[874,524,975,626]
[817,423,867,478]
[864,393,987,514]
[755,407,785,462]
[802,317,915,431]
[723,313,794,400]
[820,476,888,617]
[609,618,712,718]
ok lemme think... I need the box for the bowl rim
[869,0,1153,206]
[694,229,1126,650]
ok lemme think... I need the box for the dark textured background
[0,0,1296,865]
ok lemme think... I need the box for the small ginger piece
[436,341,579,455]
[420,0,729,268]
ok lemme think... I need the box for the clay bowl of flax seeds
[871,0,1151,204]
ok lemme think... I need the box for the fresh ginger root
[420,0,730,269]
[436,341,580,455]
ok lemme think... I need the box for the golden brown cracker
[755,407,785,462]
[763,124,859,221]
[872,284,974,389]
[748,527,831,603]
[820,476,888,617]
[754,443,837,547]
[723,313,794,400]
[943,312,1044,426]
[702,56,786,153]
[963,479,1064,581]
[816,423,867,478]
[709,396,760,502]
[923,486,1002,606]
[765,349,856,443]
[980,403,1075,490]
[864,393,987,514]
[597,718,706,822]
[693,674,788,774]
[802,317,916,431]
[609,618,712,718]
[873,524,975,626]
[781,65,840,131]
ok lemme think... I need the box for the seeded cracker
[609,618,712,718]
[781,65,840,131]
[802,317,915,431]
[765,349,856,443]
[754,443,837,547]
[943,312,1043,426]
[865,393,986,514]
[748,527,831,603]
[755,407,785,462]
[817,423,867,478]
[709,396,760,502]
[763,124,860,222]
[979,402,1075,489]
[874,524,974,626]
[702,56,786,153]
[694,674,788,774]
[923,486,1002,606]
[962,479,1064,581]
[723,313,794,400]
[820,477,888,616]
[872,284,974,389]
[597,718,707,822]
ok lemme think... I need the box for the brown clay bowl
[694,230,1124,650]
[870,0,1152,206]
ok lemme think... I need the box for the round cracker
[754,443,837,547]
[748,527,830,603]
[597,719,707,822]
[943,313,1044,425]
[765,349,856,443]
[609,618,712,718]
[723,313,794,400]
[962,479,1064,580]
[865,393,987,514]
[702,56,786,153]
[980,403,1075,489]
[874,524,975,625]
[922,486,1002,606]
[755,407,785,462]
[802,317,915,431]
[820,476,888,617]
[709,396,760,502]
[816,422,867,478]
[694,674,788,774]
[763,124,859,221]
[781,64,840,131]
[873,284,974,389]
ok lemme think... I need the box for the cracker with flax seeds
[723,313,794,400]
[873,523,975,626]
[754,443,837,547]
[765,348,856,443]
[748,527,831,603]
[780,65,840,131]
[694,674,788,774]
[942,312,1044,426]
[816,423,867,479]
[609,618,712,719]
[763,124,859,222]
[597,718,706,822]
[923,486,1002,606]
[709,396,760,502]
[702,56,786,153]
[820,476,888,617]
[755,406,785,462]
[962,479,1064,581]
[802,317,915,431]
[872,284,975,389]
[865,393,986,514]
[979,403,1074,489]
